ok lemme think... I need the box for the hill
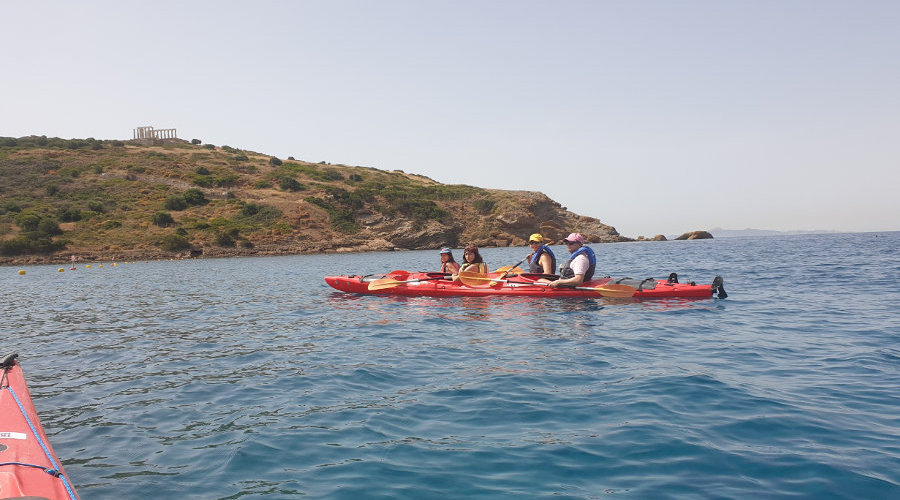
[0,136,629,264]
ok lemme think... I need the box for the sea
[2,232,898,499]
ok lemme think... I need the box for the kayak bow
[1,353,80,500]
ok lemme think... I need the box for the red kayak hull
[325,272,718,299]
[1,355,79,500]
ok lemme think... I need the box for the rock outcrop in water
[674,230,714,240]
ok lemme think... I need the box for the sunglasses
[529,241,540,245]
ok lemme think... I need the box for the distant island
[1,135,710,265]
[708,227,840,238]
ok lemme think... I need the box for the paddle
[457,271,637,298]
[368,273,449,291]
[490,256,530,287]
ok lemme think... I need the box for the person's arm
[548,273,585,288]
[548,254,587,288]
[539,253,554,275]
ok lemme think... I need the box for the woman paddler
[525,233,556,276]
[439,247,460,274]
[548,233,596,288]
[452,243,489,281]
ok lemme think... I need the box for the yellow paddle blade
[494,266,524,274]
[594,284,637,298]
[367,278,403,291]
[457,271,493,287]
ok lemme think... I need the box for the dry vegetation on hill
[0,136,629,264]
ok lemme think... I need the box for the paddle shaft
[491,256,531,285]
[368,275,448,290]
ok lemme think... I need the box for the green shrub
[233,154,249,162]
[152,211,174,227]
[215,232,235,247]
[100,220,121,230]
[191,139,202,145]
[87,200,104,213]
[175,227,188,236]
[183,188,208,206]
[37,219,63,236]
[195,166,210,175]
[253,180,272,189]
[269,157,282,166]
[241,203,260,216]
[240,203,281,222]
[322,169,344,181]
[161,234,190,251]
[213,173,239,187]
[0,234,67,256]
[46,184,60,196]
[0,237,28,255]
[473,199,495,214]
[204,144,215,149]
[15,211,41,231]
[191,174,212,187]
[164,195,188,211]
[111,140,125,147]
[348,174,363,182]
[279,177,306,192]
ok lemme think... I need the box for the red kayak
[1,353,80,500]
[325,271,726,299]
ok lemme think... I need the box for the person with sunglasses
[452,243,489,281]
[548,233,596,288]
[525,233,556,275]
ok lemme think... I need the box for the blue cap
[440,247,452,254]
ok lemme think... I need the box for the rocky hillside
[0,136,633,264]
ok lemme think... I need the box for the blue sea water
[2,232,899,499]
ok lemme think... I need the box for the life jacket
[559,245,596,281]
[459,262,488,274]
[528,245,557,274]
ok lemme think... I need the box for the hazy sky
[2,1,898,237]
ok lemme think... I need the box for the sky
[2,0,898,237]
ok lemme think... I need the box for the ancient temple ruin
[133,126,177,140]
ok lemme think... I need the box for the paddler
[524,233,556,275]
[548,233,596,288]
[452,243,489,281]
[439,247,460,274]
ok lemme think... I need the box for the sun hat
[528,233,544,243]
[562,233,584,244]
[439,247,452,254]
